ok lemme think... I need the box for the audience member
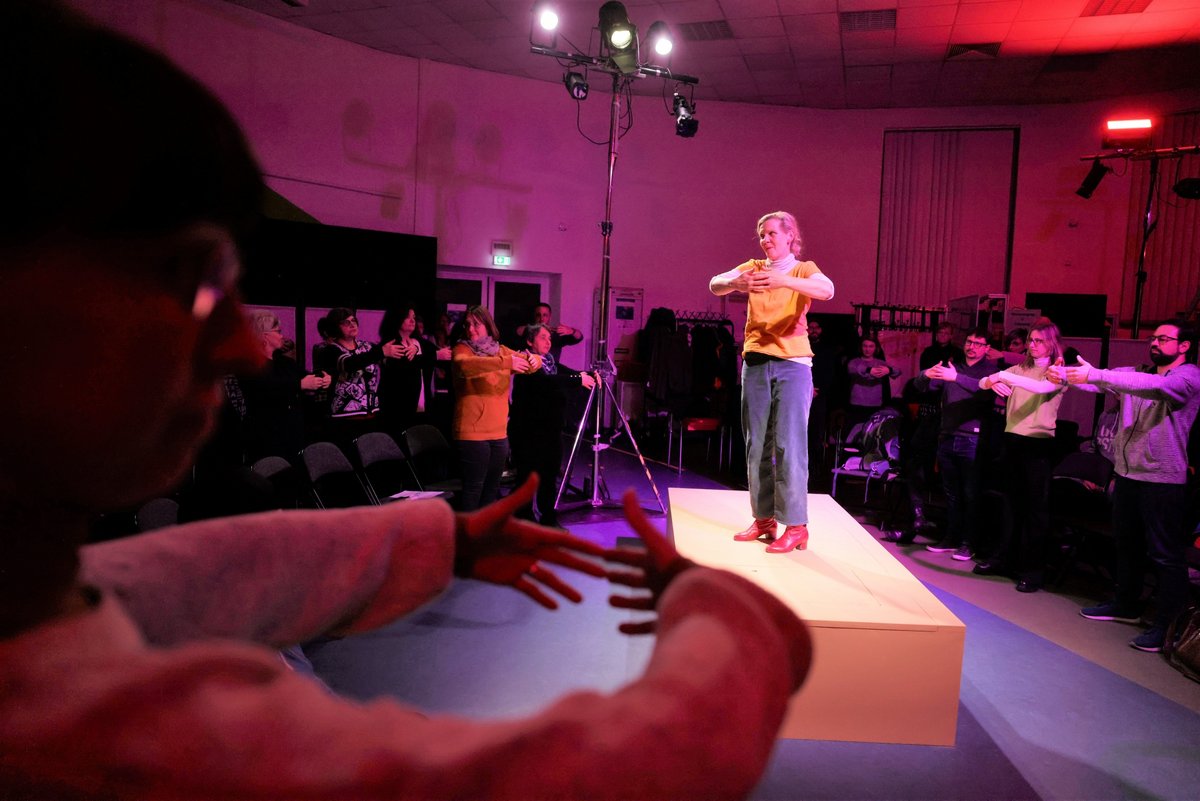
[241,310,330,461]
[1056,320,1200,652]
[988,327,1028,366]
[316,308,398,417]
[975,320,1067,592]
[516,302,582,364]
[451,305,538,511]
[0,6,814,798]
[845,335,900,430]
[913,328,1001,558]
[920,321,965,370]
[808,319,836,464]
[377,303,436,439]
[510,324,596,527]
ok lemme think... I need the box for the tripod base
[556,374,665,514]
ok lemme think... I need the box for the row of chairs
[256,425,460,510]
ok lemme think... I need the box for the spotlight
[599,1,639,73]
[1075,157,1111,199]
[563,70,589,100]
[1174,177,1200,200]
[1102,117,1152,150]
[672,93,698,138]
[533,1,558,31]
[647,21,673,58]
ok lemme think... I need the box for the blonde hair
[756,211,803,257]
[1022,319,1063,369]
[248,309,280,336]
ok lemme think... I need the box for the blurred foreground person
[0,4,812,799]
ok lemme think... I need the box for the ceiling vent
[839,10,897,33]
[1081,0,1153,16]
[676,20,734,42]
[946,42,1001,60]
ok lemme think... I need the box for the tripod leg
[556,380,598,508]
[604,379,666,513]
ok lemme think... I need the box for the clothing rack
[673,310,735,331]
[852,303,944,334]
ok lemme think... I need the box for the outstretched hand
[1048,355,1093,385]
[603,491,696,635]
[454,475,606,609]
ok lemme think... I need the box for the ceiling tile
[658,0,726,23]
[729,17,788,37]
[1128,10,1200,32]
[1014,0,1089,21]
[719,0,783,19]
[744,51,797,68]
[838,0,899,10]
[842,29,899,48]
[845,45,897,63]
[950,21,1013,40]
[955,1,1021,24]
[1001,38,1061,55]
[778,0,839,12]
[738,35,794,53]
[896,24,953,43]
[1056,34,1123,52]
[1065,15,1137,37]
[846,64,893,80]
[897,4,959,25]
[1006,18,1074,38]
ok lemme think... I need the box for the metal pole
[1130,157,1159,338]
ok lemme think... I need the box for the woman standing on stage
[709,211,835,553]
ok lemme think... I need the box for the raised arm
[1083,363,1200,405]
[709,264,753,296]
[983,369,1061,395]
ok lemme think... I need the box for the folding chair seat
[251,455,303,510]
[299,441,373,509]
[353,432,421,503]
[401,424,462,495]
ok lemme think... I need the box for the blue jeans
[456,438,509,512]
[936,434,982,551]
[741,358,812,526]
[1111,475,1190,629]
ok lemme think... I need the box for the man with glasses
[1052,321,1200,652]
[906,327,1001,559]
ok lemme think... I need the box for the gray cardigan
[1077,363,1200,484]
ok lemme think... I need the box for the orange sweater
[451,344,532,441]
[736,258,822,359]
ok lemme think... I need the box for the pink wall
[74,0,1200,355]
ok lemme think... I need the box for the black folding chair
[300,442,374,509]
[353,432,422,503]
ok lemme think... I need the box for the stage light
[1174,177,1200,200]
[673,93,698,138]
[1075,157,1111,199]
[599,1,638,73]
[1102,117,1153,150]
[563,70,589,100]
[647,21,673,57]
[599,1,634,50]
[533,1,558,31]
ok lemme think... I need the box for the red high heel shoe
[766,524,809,553]
[733,518,777,542]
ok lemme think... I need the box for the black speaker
[1023,293,1108,338]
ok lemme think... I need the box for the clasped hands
[455,476,692,634]
[924,362,957,383]
[382,339,421,361]
[732,269,787,293]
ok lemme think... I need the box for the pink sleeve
[81,501,457,647]
[43,566,809,801]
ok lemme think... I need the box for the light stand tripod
[529,26,698,514]
[1080,144,1200,335]
[555,71,664,513]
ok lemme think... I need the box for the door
[436,267,551,348]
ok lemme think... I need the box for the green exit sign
[493,254,512,266]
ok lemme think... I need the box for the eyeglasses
[1147,335,1178,344]
[1028,337,1048,345]
[964,340,989,348]
[340,317,359,326]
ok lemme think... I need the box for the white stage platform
[667,488,964,746]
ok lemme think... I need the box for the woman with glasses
[316,308,402,419]
[976,319,1067,592]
